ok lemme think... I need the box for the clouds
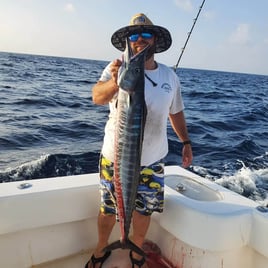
[0,0,267,75]
[229,23,250,45]
[64,3,75,13]
[202,10,215,20]
[174,0,193,11]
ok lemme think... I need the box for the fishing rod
[174,0,206,70]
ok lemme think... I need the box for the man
[86,13,193,268]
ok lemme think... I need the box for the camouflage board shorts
[99,155,165,216]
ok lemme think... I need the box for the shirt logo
[161,83,172,93]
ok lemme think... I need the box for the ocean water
[0,51,267,206]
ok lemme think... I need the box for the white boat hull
[0,166,267,268]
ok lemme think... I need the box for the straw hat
[111,13,172,53]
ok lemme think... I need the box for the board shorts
[99,154,165,216]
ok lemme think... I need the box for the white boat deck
[33,250,91,268]
[33,249,138,268]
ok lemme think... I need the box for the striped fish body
[105,39,149,257]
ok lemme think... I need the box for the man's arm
[169,111,193,167]
[92,59,122,105]
[92,80,118,105]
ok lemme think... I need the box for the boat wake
[193,156,268,206]
[0,152,99,183]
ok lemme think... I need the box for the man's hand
[110,59,122,86]
[182,144,193,168]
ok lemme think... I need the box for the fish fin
[102,240,122,252]
[103,238,145,258]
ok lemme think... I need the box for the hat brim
[111,25,172,53]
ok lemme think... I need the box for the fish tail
[103,238,145,257]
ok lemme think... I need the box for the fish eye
[134,68,141,74]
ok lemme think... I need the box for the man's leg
[89,155,116,265]
[95,212,116,254]
[129,161,164,267]
[88,212,116,268]
[131,210,150,267]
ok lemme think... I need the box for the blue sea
[0,51,267,206]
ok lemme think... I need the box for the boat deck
[32,250,90,268]
[33,249,134,268]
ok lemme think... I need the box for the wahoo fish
[104,39,149,257]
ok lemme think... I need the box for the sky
[0,0,268,75]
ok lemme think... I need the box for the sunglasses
[128,32,154,42]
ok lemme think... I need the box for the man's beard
[146,43,156,60]
[132,42,156,60]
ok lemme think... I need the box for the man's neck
[145,56,157,70]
